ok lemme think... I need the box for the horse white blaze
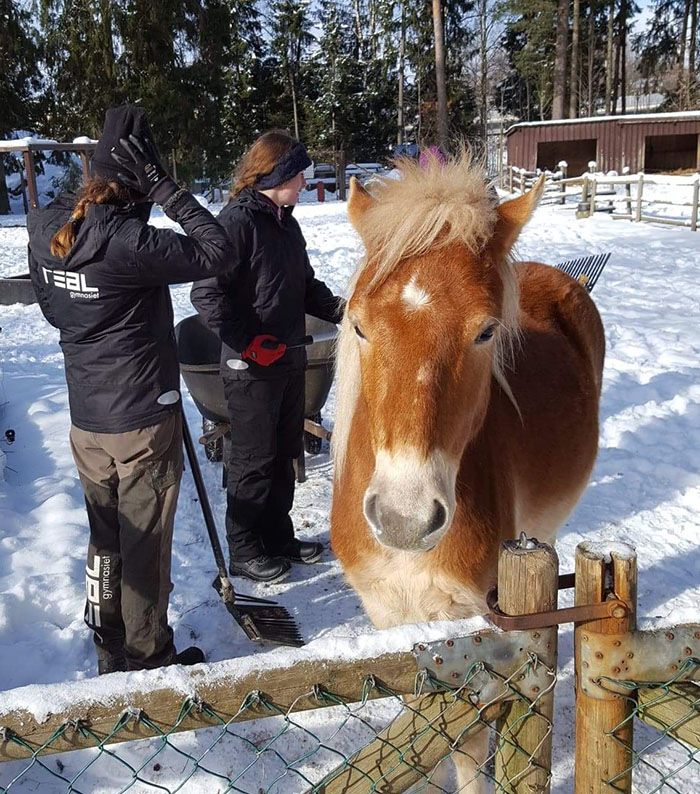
[363,447,458,551]
[401,277,432,311]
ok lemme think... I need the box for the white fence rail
[504,164,700,231]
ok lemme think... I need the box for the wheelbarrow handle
[261,329,338,350]
[227,329,338,371]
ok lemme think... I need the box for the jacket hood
[27,193,153,271]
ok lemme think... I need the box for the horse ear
[492,175,545,255]
[348,177,375,231]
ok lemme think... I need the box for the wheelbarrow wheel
[304,412,324,455]
[202,418,224,462]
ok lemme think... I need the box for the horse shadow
[561,367,700,539]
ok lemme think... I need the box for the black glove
[110,134,178,205]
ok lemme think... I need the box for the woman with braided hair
[28,104,232,674]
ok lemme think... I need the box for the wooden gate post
[574,542,637,793]
[494,535,559,792]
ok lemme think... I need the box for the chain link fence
[600,658,700,793]
[0,651,557,794]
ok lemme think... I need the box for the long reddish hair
[50,178,133,258]
[231,130,299,196]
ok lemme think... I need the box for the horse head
[335,154,544,553]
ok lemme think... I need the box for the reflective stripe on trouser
[69,412,183,669]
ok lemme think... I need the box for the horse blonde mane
[352,149,498,288]
[333,150,522,475]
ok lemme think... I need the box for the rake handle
[181,410,229,577]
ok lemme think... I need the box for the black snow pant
[69,412,183,670]
[223,370,305,563]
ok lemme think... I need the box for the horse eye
[475,324,496,345]
[354,325,366,340]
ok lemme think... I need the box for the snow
[506,109,700,134]
[1,195,699,791]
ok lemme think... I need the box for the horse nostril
[364,492,381,535]
[426,499,448,536]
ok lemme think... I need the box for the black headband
[254,142,312,189]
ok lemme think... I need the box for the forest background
[1,0,699,200]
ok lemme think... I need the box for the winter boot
[96,647,127,675]
[173,646,205,666]
[229,554,291,583]
[278,539,323,564]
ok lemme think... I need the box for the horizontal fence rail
[504,164,700,231]
[1,540,697,793]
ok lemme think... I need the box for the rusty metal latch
[487,573,630,630]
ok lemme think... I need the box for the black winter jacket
[28,191,232,433]
[190,188,344,379]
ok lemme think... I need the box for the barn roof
[505,111,700,136]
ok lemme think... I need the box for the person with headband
[27,104,232,673]
[191,131,345,583]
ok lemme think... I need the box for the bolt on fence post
[494,534,558,793]
[574,541,637,793]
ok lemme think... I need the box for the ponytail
[50,178,133,258]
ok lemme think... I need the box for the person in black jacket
[191,131,344,583]
[28,104,232,673]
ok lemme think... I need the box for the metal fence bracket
[579,624,700,699]
[413,629,556,704]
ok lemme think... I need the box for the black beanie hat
[255,141,312,189]
[91,104,158,182]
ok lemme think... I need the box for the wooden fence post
[509,165,514,193]
[558,160,567,204]
[635,174,644,222]
[22,149,39,210]
[494,536,559,792]
[691,175,699,232]
[574,542,637,793]
[589,178,597,217]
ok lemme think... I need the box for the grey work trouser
[69,412,183,670]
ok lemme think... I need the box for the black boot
[173,646,205,666]
[96,647,127,675]
[277,540,323,564]
[229,554,291,582]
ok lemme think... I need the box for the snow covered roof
[506,110,700,136]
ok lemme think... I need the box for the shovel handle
[181,411,229,577]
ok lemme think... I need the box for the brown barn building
[506,111,700,176]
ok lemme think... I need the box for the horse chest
[346,550,486,630]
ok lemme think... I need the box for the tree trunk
[432,0,449,149]
[552,0,569,118]
[587,0,596,114]
[0,158,10,215]
[605,0,615,113]
[398,3,405,145]
[612,27,621,113]
[479,0,489,144]
[290,72,300,140]
[570,0,581,117]
[689,0,697,103]
[620,0,627,114]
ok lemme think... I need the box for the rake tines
[213,576,304,647]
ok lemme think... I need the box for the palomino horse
[330,152,605,789]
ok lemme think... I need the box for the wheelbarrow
[175,314,336,483]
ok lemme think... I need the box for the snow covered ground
[0,195,698,792]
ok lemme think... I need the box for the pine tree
[39,0,120,139]
[270,0,314,139]
[0,0,40,213]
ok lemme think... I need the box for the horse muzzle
[362,448,456,551]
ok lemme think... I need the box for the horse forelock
[356,150,499,289]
